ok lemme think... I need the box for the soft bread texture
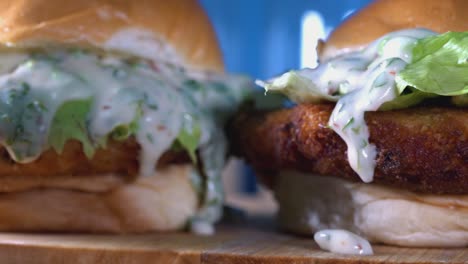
[321,0,468,60]
[275,171,468,247]
[0,164,198,232]
[0,0,223,72]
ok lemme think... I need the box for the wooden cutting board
[0,224,466,264]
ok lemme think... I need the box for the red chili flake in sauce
[102,105,111,110]
[149,61,160,72]
[389,71,396,76]
[157,125,166,131]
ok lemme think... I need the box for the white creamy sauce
[190,219,215,236]
[314,229,373,255]
[259,28,436,182]
[105,28,185,71]
[0,50,186,174]
[0,48,250,228]
[328,58,407,182]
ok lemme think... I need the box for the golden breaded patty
[230,104,468,194]
[0,139,189,177]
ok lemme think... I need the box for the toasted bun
[0,164,198,232]
[321,0,468,60]
[0,0,223,72]
[274,171,468,247]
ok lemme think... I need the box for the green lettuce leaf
[110,103,142,141]
[259,71,339,103]
[396,32,468,96]
[379,89,438,111]
[176,115,201,163]
[49,98,203,163]
[48,99,95,158]
[110,123,138,141]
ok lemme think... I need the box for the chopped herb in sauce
[0,48,252,227]
[258,28,449,182]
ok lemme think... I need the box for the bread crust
[0,0,223,72]
[321,0,468,60]
[0,164,198,232]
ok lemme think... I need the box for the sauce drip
[259,28,436,182]
[0,48,251,228]
[314,229,373,255]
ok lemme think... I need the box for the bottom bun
[274,171,468,247]
[0,164,198,233]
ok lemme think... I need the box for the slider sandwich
[0,0,251,233]
[230,0,468,247]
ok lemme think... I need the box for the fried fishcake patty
[230,104,468,194]
[0,139,189,192]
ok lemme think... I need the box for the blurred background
[200,0,372,78]
[199,0,373,212]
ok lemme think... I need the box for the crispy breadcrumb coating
[230,104,468,194]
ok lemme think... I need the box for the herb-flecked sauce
[0,47,251,231]
[259,29,436,182]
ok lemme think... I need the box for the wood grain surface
[0,224,466,264]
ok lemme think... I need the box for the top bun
[0,0,223,72]
[321,0,468,61]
